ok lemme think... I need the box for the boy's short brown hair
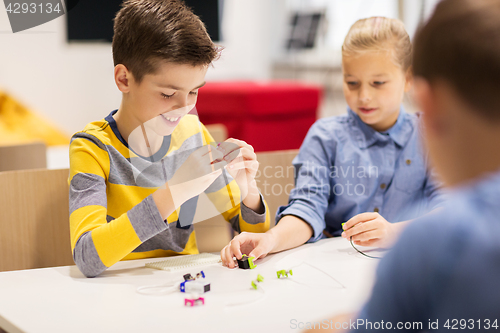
[413,0,500,121]
[112,0,220,83]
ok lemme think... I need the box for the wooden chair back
[0,142,46,172]
[0,168,73,272]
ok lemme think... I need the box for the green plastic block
[248,256,256,269]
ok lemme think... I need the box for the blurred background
[0,0,441,166]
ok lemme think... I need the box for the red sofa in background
[195,81,322,152]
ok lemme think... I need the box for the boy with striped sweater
[69,0,270,277]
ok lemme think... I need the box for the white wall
[286,0,398,51]
[0,10,120,137]
[0,0,279,136]
[208,0,276,80]
[402,0,441,39]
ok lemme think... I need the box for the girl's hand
[341,212,397,248]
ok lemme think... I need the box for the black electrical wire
[350,236,383,259]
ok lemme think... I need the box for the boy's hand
[217,139,263,212]
[168,145,225,207]
[341,212,397,248]
[217,138,258,183]
[220,231,275,268]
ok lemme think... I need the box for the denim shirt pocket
[393,154,427,193]
[332,153,377,199]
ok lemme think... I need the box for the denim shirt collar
[347,106,412,148]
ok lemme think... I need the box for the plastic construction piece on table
[183,270,206,281]
[180,269,211,293]
[180,280,211,293]
[237,254,256,269]
[251,274,265,290]
[185,296,205,307]
[276,269,293,278]
[145,253,221,272]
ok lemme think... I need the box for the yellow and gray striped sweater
[69,111,270,277]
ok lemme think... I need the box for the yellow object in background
[0,90,69,146]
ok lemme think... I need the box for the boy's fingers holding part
[217,141,240,156]
[223,138,254,152]
[222,245,236,268]
[229,237,243,260]
[249,246,266,261]
[247,160,259,172]
[239,147,257,161]
[226,157,246,171]
[222,149,240,164]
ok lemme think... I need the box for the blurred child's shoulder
[403,110,423,125]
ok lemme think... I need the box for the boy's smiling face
[342,50,412,132]
[122,61,208,137]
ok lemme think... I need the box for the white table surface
[0,238,383,333]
